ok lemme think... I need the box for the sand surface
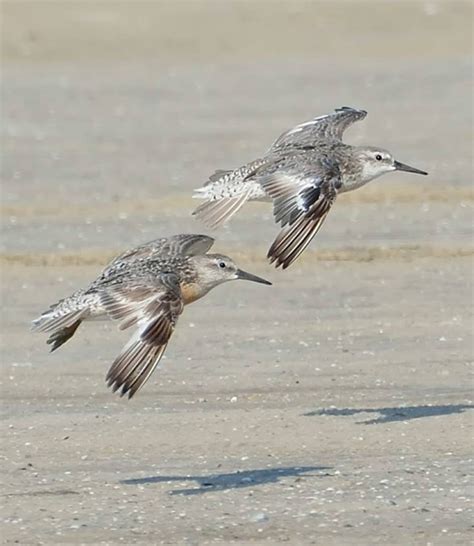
[1,1,473,544]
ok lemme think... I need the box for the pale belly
[84,312,109,322]
[81,293,109,322]
[339,179,371,193]
[248,183,271,202]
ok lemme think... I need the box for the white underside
[193,181,269,202]
[83,312,109,322]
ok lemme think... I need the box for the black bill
[236,269,272,285]
[394,160,428,175]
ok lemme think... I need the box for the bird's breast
[339,174,369,193]
[180,282,206,305]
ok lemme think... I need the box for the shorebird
[32,234,271,399]
[192,107,428,269]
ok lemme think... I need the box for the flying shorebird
[192,107,428,269]
[32,234,271,399]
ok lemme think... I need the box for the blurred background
[2,3,473,544]
[2,0,472,258]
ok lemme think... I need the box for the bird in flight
[192,107,427,269]
[32,234,271,398]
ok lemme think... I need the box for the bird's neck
[336,146,370,193]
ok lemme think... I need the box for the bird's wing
[158,234,215,256]
[100,272,184,398]
[110,234,215,265]
[260,157,341,269]
[109,238,168,264]
[268,107,367,151]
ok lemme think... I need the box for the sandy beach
[1,1,473,544]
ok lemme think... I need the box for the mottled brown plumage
[32,234,271,399]
[192,107,428,269]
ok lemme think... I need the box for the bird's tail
[192,187,252,229]
[45,320,83,352]
[192,163,259,229]
[31,290,93,351]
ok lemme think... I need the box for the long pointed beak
[394,160,428,176]
[236,268,272,286]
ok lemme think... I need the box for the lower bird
[32,234,271,399]
[192,106,428,269]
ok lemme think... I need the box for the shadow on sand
[122,465,331,496]
[304,404,474,425]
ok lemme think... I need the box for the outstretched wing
[110,237,169,265]
[156,234,215,256]
[111,234,214,264]
[260,157,341,269]
[269,107,367,151]
[100,272,184,399]
[99,235,215,284]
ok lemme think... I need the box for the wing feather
[108,234,214,267]
[268,212,330,269]
[159,234,215,256]
[269,106,367,151]
[261,157,341,269]
[101,273,184,398]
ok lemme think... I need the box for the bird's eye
[218,261,226,269]
[375,154,383,161]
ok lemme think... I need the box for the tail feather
[32,293,92,351]
[192,187,251,229]
[46,320,82,352]
[32,307,87,334]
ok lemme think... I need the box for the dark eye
[375,154,383,161]
[218,261,226,269]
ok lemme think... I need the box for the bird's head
[190,254,272,292]
[354,146,428,183]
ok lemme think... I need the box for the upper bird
[192,107,428,269]
[32,234,271,399]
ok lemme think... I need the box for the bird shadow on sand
[121,465,331,496]
[304,404,474,425]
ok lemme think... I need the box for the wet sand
[1,1,473,544]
